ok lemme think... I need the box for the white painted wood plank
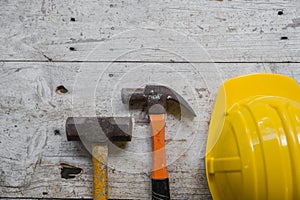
[0,0,299,62]
[0,62,299,199]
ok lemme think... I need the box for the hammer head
[121,85,196,116]
[66,117,132,143]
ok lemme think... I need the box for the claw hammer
[121,85,196,200]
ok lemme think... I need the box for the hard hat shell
[206,74,300,200]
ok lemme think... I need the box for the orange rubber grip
[150,114,168,179]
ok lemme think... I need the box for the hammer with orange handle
[121,85,196,200]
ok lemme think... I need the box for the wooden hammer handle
[92,144,108,200]
[150,114,170,200]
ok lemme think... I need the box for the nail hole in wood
[70,17,76,22]
[56,85,68,94]
[42,192,48,195]
[278,10,284,15]
[60,163,83,179]
[54,129,60,135]
[109,73,114,77]
[281,36,288,40]
[69,47,76,51]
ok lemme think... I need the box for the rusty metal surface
[65,117,132,142]
[121,88,146,105]
[121,85,197,116]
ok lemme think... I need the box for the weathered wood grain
[0,62,298,199]
[1,1,299,199]
[0,0,299,62]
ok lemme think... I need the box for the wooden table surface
[0,0,299,199]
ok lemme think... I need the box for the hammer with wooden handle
[66,117,132,200]
[121,85,196,200]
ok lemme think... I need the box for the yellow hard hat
[206,74,300,200]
